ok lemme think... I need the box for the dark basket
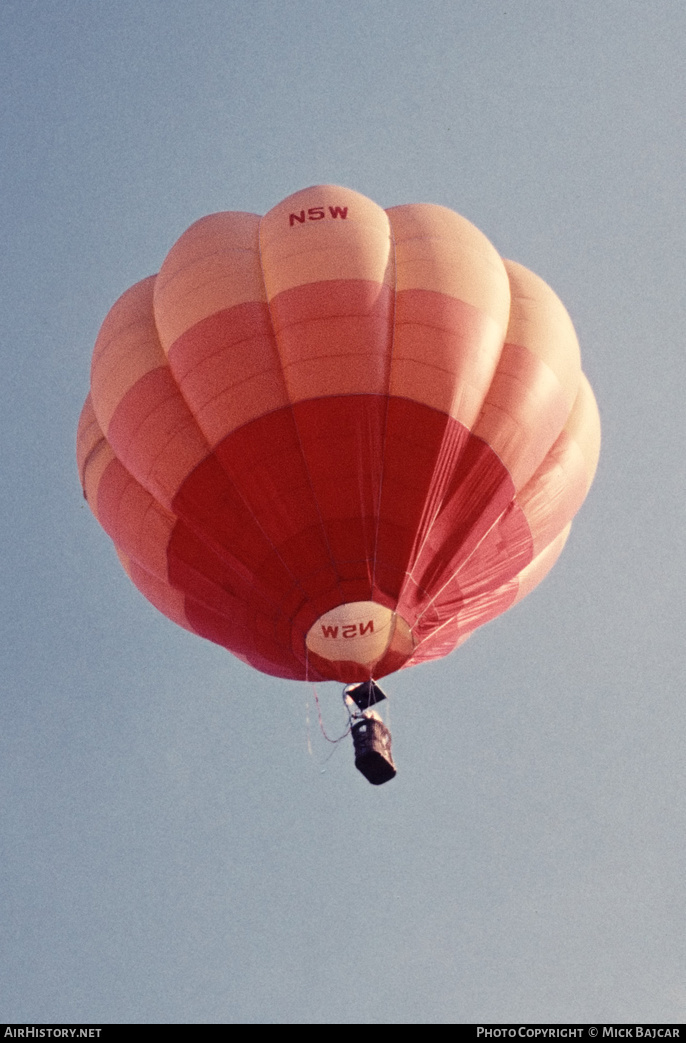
[352,716,396,785]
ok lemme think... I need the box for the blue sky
[2,0,685,1024]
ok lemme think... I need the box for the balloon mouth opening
[305,601,413,672]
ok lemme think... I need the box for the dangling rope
[311,684,351,744]
[305,693,313,757]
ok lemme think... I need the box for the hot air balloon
[77,185,600,783]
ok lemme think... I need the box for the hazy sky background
[2,0,685,1025]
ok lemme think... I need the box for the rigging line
[311,683,351,744]
[407,608,465,657]
[305,691,313,757]
[398,419,470,587]
[320,739,345,768]
[409,499,517,634]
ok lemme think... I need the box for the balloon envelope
[77,186,600,683]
